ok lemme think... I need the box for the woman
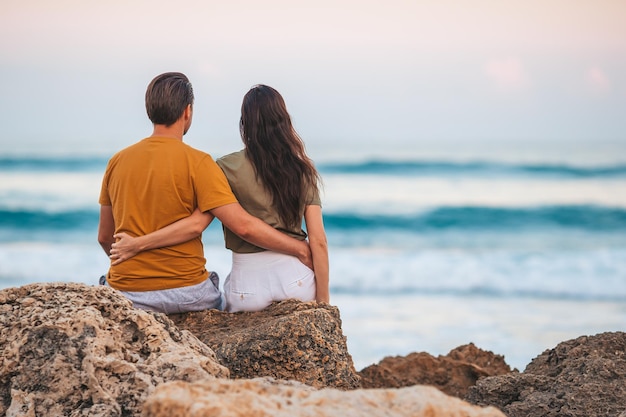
[109,85,329,312]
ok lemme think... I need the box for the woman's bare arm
[304,205,329,303]
[109,208,213,265]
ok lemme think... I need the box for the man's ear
[184,104,193,120]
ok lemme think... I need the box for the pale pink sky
[1,0,625,157]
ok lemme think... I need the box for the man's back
[99,136,236,292]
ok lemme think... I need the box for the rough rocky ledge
[0,283,227,416]
[1,282,623,416]
[0,283,504,416]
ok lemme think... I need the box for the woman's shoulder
[216,149,246,166]
[216,149,256,182]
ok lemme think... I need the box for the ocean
[1,147,625,371]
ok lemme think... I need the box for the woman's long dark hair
[240,85,321,228]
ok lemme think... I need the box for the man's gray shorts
[100,271,223,314]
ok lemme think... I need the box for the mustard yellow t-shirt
[216,150,321,253]
[99,137,238,291]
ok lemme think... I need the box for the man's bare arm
[97,205,116,256]
[211,203,312,269]
[108,203,312,269]
[109,208,213,265]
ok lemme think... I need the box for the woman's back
[217,150,321,254]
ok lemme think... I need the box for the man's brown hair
[145,72,194,126]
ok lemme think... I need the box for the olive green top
[216,150,321,253]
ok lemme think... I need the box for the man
[98,72,311,313]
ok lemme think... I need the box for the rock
[0,283,228,417]
[359,343,512,398]
[466,332,626,417]
[169,299,361,390]
[141,377,507,417]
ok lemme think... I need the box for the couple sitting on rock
[98,72,329,314]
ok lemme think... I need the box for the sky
[1,0,625,161]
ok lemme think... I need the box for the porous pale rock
[0,283,228,417]
[360,343,512,398]
[169,299,361,389]
[466,332,626,417]
[142,377,507,417]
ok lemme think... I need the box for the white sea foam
[322,174,626,214]
[0,172,101,211]
[4,239,623,301]
[328,245,626,301]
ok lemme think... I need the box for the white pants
[224,251,316,312]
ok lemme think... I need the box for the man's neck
[150,124,184,141]
[148,105,191,141]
